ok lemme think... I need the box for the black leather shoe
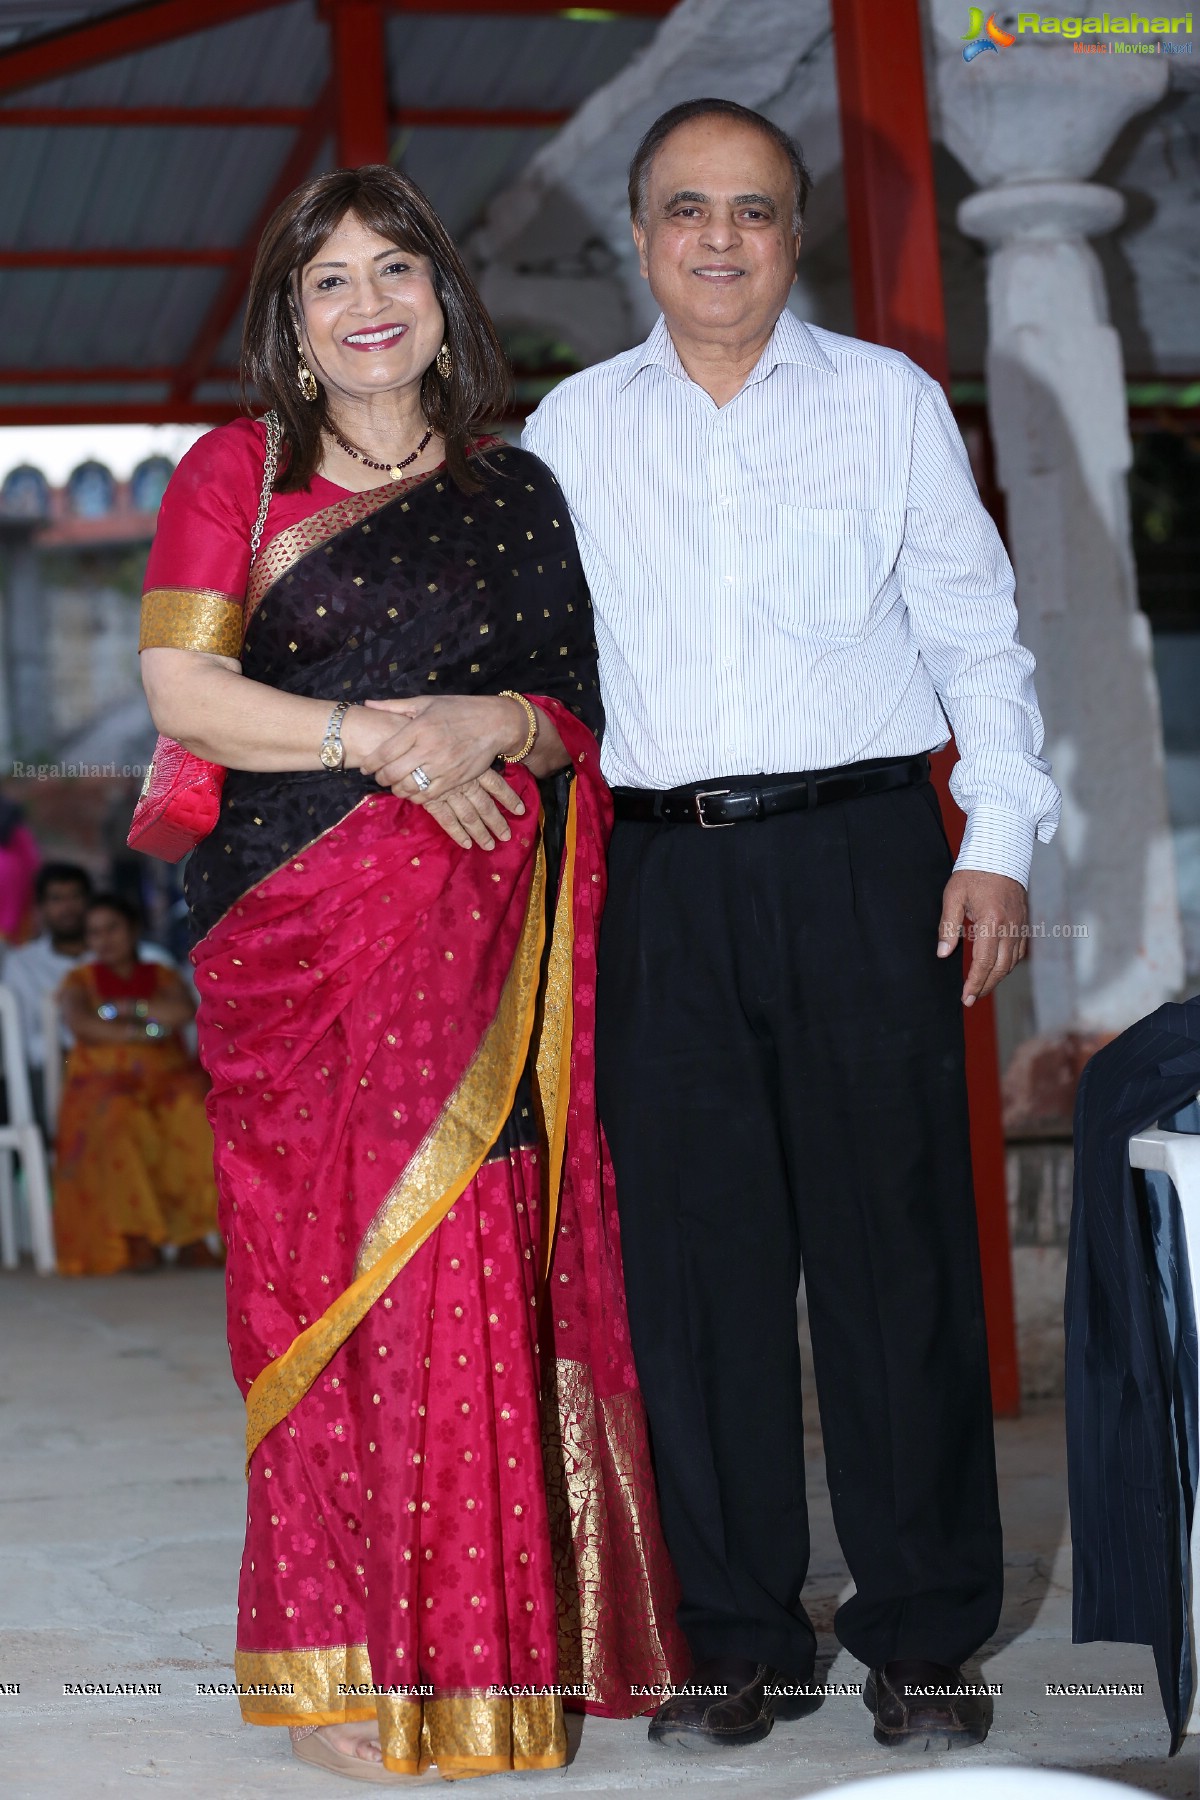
[648,1657,774,1752]
[765,1676,825,1721]
[865,1660,992,1749]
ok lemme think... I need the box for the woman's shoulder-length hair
[240,164,511,494]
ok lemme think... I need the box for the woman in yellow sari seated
[54,894,221,1275]
[138,165,684,1783]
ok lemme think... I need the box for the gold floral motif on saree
[378,1690,565,1776]
[542,1358,679,1711]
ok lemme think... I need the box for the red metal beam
[170,88,334,404]
[830,0,1019,1417]
[0,104,570,130]
[324,0,390,167]
[0,248,235,268]
[0,106,310,128]
[0,0,288,100]
[830,0,949,386]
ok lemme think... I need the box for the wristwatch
[320,700,352,772]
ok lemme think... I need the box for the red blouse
[91,959,162,1003]
[139,418,359,660]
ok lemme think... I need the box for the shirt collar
[617,306,836,392]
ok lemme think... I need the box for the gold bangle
[498,690,538,763]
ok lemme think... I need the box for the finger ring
[411,765,432,793]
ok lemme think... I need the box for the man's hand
[937,870,1029,1007]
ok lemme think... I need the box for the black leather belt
[610,755,930,829]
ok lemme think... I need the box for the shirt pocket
[751,504,905,642]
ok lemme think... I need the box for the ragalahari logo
[962,8,1018,55]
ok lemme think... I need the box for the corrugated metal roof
[0,2,662,416]
[0,3,129,48]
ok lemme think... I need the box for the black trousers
[595,779,1003,1677]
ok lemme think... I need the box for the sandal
[290,1725,408,1784]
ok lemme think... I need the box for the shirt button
[724,574,735,584]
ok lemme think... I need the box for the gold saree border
[235,1642,375,1725]
[543,1359,678,1713]
[379,1691,565,1777]
[245,438,505,622]
[243,837,547,1464]
[533,778,577,1278]
[234,1646,565,1773]
[139,586,243,656]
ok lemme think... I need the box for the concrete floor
[0,1269,1194,1800]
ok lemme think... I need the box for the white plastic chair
[0,982,56,1273]
[1129,1110,1200,1738]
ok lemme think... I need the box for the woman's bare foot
[296,1721,385,1764]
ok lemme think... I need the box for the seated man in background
[53,893,220,1275]
[2,862,94,1128]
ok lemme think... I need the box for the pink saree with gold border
[141,422,686,1779]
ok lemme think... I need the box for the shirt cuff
[953,807,1036,888]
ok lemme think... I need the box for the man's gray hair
[628,98,811,235]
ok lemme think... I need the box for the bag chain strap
[249,411,281,568]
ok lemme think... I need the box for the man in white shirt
[2,863,93,1124]
[524,99,1060,1756]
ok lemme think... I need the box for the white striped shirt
[523,309,1060,886]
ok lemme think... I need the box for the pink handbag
[127,414,281,863]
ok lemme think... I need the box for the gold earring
[436,341,452,380]
[296,346,318,403]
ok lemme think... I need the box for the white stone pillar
[931,9,1182,1033]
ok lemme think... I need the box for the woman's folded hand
[357,694,527,799]
[419,769,528,852]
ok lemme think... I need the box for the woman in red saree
[139,166,684,1783]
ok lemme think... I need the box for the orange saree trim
[242,833,547,1466]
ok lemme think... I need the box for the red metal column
[830,0,1020,1415]
[324,0,390,167]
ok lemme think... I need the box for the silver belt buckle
[693,787,733,828]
